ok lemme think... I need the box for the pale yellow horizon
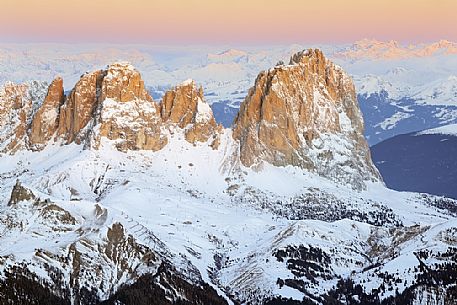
[1,0,456,44]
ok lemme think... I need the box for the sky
[0,0,456,44]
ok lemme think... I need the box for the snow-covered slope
[417,123,457,136]
[372,124,457,199]
[1,130,456,304]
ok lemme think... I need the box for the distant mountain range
[334,39,457,60]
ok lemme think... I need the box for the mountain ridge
[0,49,379,189]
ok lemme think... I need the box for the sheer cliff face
[57,70,105,144]
[29,77,65,149]
[94,63,167,151]
[233,49,380,188]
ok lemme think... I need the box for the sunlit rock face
[160,79,221,149]
[233,49,380,189]
[29,77,65,150]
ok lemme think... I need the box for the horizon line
[0,38,455,47]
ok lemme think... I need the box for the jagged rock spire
[160,79,221,148]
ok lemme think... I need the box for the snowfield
[0,129,456,304]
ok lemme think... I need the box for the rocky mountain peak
[161,79,202,127]
[0,82,32,153]
[288,48,325,65]
[233,49,380,189]
[160,79,221,148]
[7,180,37,206]
[52,62,167,151]
[100,62,152,103]
[91,63,165,151]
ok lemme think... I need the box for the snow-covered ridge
[412,75,457,106]
[355,72,457,104]
[416,123,457,136]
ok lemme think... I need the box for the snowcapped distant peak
[336,39,457,60]
[352,38,400,50]
[209,48,247,58]
[386,67,409,76]
[218,49,247,57]
[352,38,382,47]
[413,75,457,106]
[355,74,403,99]
[207,49,248,64]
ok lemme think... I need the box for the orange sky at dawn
[1,0,455,44]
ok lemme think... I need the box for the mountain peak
[218,48,247,57]
[233,49,380,189]
[161,81,205,128]
[0,80,49,153]
[207,49,248,64]
[101,61,152,103]
[161,80,221,148]
[29,76,65,150]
